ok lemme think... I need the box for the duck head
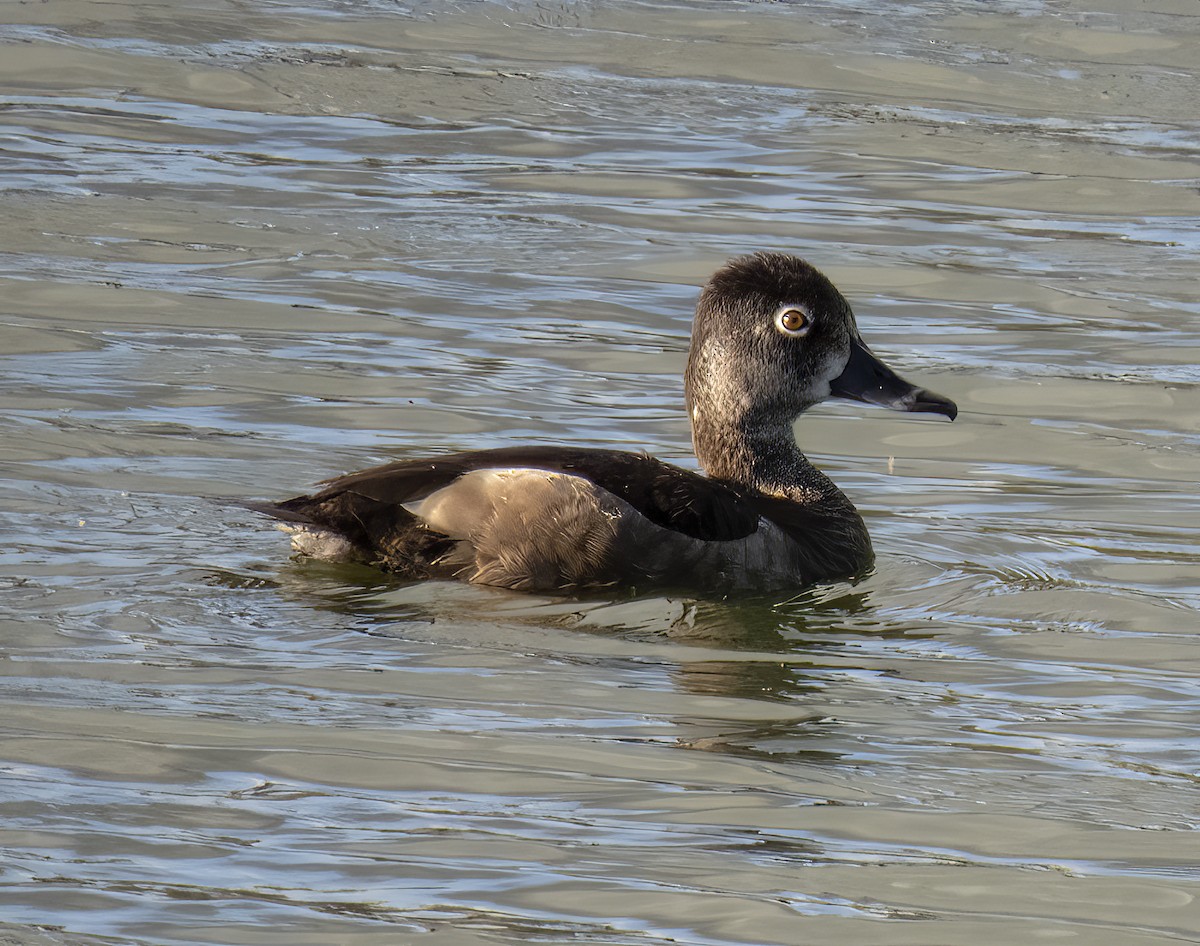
[685,253,956,478]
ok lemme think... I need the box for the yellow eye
[776,307,811,336]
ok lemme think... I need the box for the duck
[253,252,956,594]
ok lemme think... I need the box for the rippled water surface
[2,1,1199,943]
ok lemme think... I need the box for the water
[2,1,1199,943]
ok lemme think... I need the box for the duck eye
[775,307,811,337]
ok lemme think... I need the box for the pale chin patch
[798,357,841,405]
[811,349,850,403]
[806,378,834,403]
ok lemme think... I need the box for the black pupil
[785,311,804,329]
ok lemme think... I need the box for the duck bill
[830,336,957,420]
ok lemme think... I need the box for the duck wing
[258,445,762,547]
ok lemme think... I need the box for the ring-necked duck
[254,252,956,593]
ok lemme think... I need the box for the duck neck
[691,407,844,504]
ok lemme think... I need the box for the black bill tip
[909,388,958,421]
